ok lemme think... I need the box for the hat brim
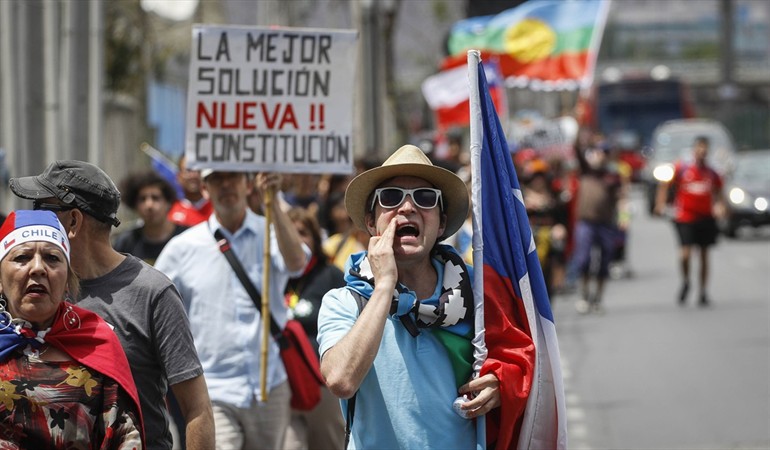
[345,163,469,240]
[9,176,57,200]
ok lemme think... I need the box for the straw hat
[345,145,469,240]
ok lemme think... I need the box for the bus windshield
[596,79,688,148]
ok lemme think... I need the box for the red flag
[422,63,506,130]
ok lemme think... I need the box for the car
[642,118,737,214]
[719,149,770,237]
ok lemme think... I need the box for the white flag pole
[467,50,486,378]
[467,49,488,450]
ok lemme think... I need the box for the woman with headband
[0,210,144,449]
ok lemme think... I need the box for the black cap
[10,160,121,227]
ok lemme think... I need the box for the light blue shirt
[317,286,477,450]
[156,210,308,407]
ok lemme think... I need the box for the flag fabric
[141,143,184,199]
[468,51,567,449]
[447,0,610,91]
[421,62,506,130]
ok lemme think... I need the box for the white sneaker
[609,263,625,280]
[575,299,590,314]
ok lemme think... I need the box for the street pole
[14,1,31,205]
[43,0,59,165]
[60,0,75,160]
[719,0,735,88]
[88,0,103,166]
[0,1,17,211]
[718,0,737,137]
[359,0,382,160]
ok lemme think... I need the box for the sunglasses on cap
[33,200,77,213]
[370,187,443,211]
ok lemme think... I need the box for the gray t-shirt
[77,254,203,450]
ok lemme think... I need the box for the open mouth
[25,284,48,295]
[395,223,419,238]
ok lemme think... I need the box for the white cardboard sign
[185,25,358,174]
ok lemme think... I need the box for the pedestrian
[318,145,532,449]
[155,170,309,450]
[168,155,213,227]
[0,209,144,448]
[434,128,467,173]
[114,170,187,265]
[321,191,368,271]
[9,160,215,450]
[654,135,726,306]
[114,169,196,447]
[282,173,322,217]
[569,137,626,314]
[521,158,569,298]
[283,207,346,450]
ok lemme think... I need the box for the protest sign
[185,25,358,174]
[509,112,576,160]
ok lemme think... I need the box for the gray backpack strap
[345,290,367,448]
[352,290,367,316]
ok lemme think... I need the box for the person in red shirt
[167,155,213,226]
[655,136,726,306]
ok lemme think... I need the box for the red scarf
[45,303,145,440]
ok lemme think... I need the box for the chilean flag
[421,62,506,131]
[469,51,567,449]
[141,142,184,199]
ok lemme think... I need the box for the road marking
[562,358,591,448]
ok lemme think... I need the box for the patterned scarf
[0,302,145,439]
[345,244,475,386]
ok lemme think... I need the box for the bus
[577,76,696,180]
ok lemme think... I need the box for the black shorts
[675,218,718,247]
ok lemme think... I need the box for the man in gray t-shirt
[78,255,204,448]
[10,160,215,450]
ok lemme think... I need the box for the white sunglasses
[370,187,443,210]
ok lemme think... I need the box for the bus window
[578,77,695,180]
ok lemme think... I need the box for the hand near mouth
[368,218,399,288]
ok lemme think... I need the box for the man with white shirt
[156,170,309,449]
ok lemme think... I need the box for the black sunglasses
[33,201,77,213]
[370,187,443,210]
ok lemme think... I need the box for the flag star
[513,188,524,204]
[443,260,464,290]
[443,289,467,325]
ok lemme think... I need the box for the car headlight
[652,164,675,182]
[729,190,768,212]
[729,187,746,205]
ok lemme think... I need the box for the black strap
[345,392,356,448]
[214,229,286,348]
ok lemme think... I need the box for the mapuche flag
[447,0,610,91]
[468,51,567,449]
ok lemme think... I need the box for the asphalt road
[552,186,770,449]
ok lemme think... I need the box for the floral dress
[0,353,142,450]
